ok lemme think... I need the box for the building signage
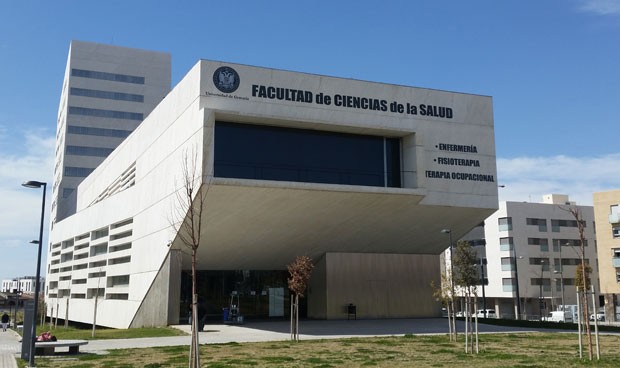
[208,66,454,120]
[425,142,495,183]
[212,66,240,93]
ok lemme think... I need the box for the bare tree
[170,148,207,368]
[431,273,456,341]
[564,206,593,360]
[287,256,314,341]
[452,240,480,354]
[91,268,104,337]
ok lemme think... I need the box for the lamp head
[30,240,40,245]
[441,229,451,234]
[22,180,46,188]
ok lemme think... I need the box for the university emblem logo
[213,66,240,93]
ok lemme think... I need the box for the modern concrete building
[593,189,620,321]
[51,41,170,223]
[458,195,599,320]
[0,277,42,294]
[46,41,498,328]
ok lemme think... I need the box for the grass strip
[25,332,620,368]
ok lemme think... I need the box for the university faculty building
[46,41,498,328]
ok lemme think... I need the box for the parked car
[590,312,605,321]
[475,309,496,318]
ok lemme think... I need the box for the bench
[35,340,89,355]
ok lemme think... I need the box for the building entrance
[180,270,307,321]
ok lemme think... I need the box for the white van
[546,310,573,323]
[475,309,496,318]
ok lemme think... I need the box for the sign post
[21,300,35,361]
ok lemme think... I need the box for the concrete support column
[604,294,617,322]
[168,250,183,325]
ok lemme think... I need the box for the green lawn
[34,325,187,340]
[28,332,620,367]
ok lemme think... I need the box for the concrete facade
[46,43,497,328]
[593,189,620,321]
[52,40,170,223]
[308,253,441,319]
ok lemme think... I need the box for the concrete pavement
[84,318,552,353]
[0,328,19,368]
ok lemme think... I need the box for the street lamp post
[441,229,454,289]
[550,278,556,311]
[480,254,487,314]
[558,243,567,310]
[560,268,565,312]
[554,269,565,311]
[511,245,522,320]
[441,229,455,314]
[22,180,46,367]
[539,260,546,321]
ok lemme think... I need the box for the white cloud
[0,130,54,281]
[497,153,620,205]
[578,0,620,15]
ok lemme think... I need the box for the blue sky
[0,0,619,281]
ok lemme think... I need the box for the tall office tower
[51,40,171,224]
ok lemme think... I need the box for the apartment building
[455,195,599,320]
[593,189,620,321]
[0,277,42,294]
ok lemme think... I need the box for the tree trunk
[65,298,69,328]
[571,207,593,360]
[446,302,453,340]
[464,296,469,353]
[92,293,98,338]
[590,285,600,360]
[189,248,200,368]
[474,294,479,354]
[295,294,299,341]
[453,299,457,341]
[290,296,294,340]
[290,294,299,341]
[582,290,592,360]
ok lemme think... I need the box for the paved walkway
[0,328,19,368]
[82,318,555,352]
[0,318,576,364]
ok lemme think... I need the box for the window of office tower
[214,122,401,188]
